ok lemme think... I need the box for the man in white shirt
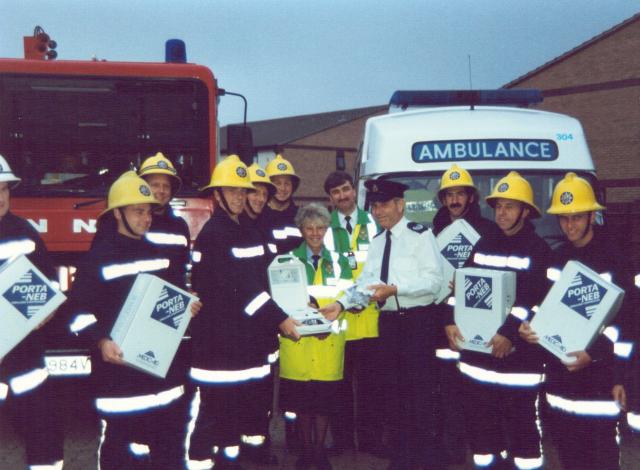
[321,177,444,470]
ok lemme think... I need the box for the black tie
[380,230,391,284]
[345,216,353,234]
[312,255,321,271]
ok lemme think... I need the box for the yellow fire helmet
[248,163,276,196]
[547,172,605,215]
[138,152,182,193]
[101,170,160,217]
[486,171,541,218]
[200,155,254,191]
[265,154,300,192]
[438,163,476,201]
[0,154,21,188]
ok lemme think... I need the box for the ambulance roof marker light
[389,89,543,111]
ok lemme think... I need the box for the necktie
[345,215,353,234]
[312,255,321,271]
[380,230,391,284]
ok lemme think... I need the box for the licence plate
[45,355,92,376]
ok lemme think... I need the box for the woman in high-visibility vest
[279,203,352,470]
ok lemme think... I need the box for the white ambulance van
[356,90,600,246]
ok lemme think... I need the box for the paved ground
[3,398,640,470]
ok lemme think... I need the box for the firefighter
[0,154,64,469]
[65,171,200,470]
[519,172,634,470]
[445,171,551,470]
[322,171,382,455]
[188,155,299,470]
[279,203,352,470]
[321,178,445,470]
[236,162,279,465]
[138,152,191,287]
[432,164,498,464]
[261,154,303,254]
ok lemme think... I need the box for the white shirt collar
[338,207,358,229]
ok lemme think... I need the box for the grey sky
[1,1,637,125]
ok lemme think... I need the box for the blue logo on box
[544,334,567,353]
[464,275,492,310]
[441,233,473,268]
[2,269,54,319]
[151,286,188,329]
[561,272,607,320]
[137,350,160,367]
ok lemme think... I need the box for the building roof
[504,12,640,88]
[220,105,386,151]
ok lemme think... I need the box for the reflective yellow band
[435,348,460,360]
[9,367,49,395]
[546,392,620,417]
[96,385,184,413]
[514,456,543,469]
[459,362,543,387]
[190,364,271,384]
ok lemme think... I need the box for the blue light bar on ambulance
[389,89,543,108]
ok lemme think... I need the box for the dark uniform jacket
[190,209,288,375]
[259,203,302,255]
[544,228,634,400]
[447,220,552,375]
[0,212,56,380]
[432,202,498,238]
[145,207,191,289]
[66,231,184,398]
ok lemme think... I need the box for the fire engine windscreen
[0,75,210,196]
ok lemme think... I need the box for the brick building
[223,13,640,212]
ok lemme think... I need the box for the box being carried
[530,260,625,362]
[454,267,516,354]
[268,255,334,336]
[435,219,481,303]
[0,255,67,358]
[110,273,197,378]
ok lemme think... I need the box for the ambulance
[356,89,601,245]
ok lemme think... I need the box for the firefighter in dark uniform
[321,178,445,470]
[432,164,498,465]
[261,154,303,254]
[236,162,279,465]
[445,171,551,469]
[519,172,633,470]
[65,171,200,470]
[188,155,299,470]
[138,152,191,287]
[0,154,65,468]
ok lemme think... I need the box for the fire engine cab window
[0,75,210,196]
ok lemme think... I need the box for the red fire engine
[1,28,218,287]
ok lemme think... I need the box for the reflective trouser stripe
[9,367,49,395]
[0,382,8,400]
[224,446,240,459]
[435,348,460,360]
[186,459,214,469]
[129,443,150,455]
[96,385,185,413]
[29,461,64,470]
[546,393,620,417]
[268,350,279,363]
[284,411,297,421]
[190,364,271,384]
[241,434,266,447]
[627,412,640,431]
[473,453,495,466]
[514,456,543,469]
[459,362,543,387]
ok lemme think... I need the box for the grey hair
[294,202,331,229]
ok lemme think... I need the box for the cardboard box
[110,273,197,378]
[0,255,67,358]
[454,267,516,354]
[268,255,334,335]
[530,260,625,362]
[435,219,481,303]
